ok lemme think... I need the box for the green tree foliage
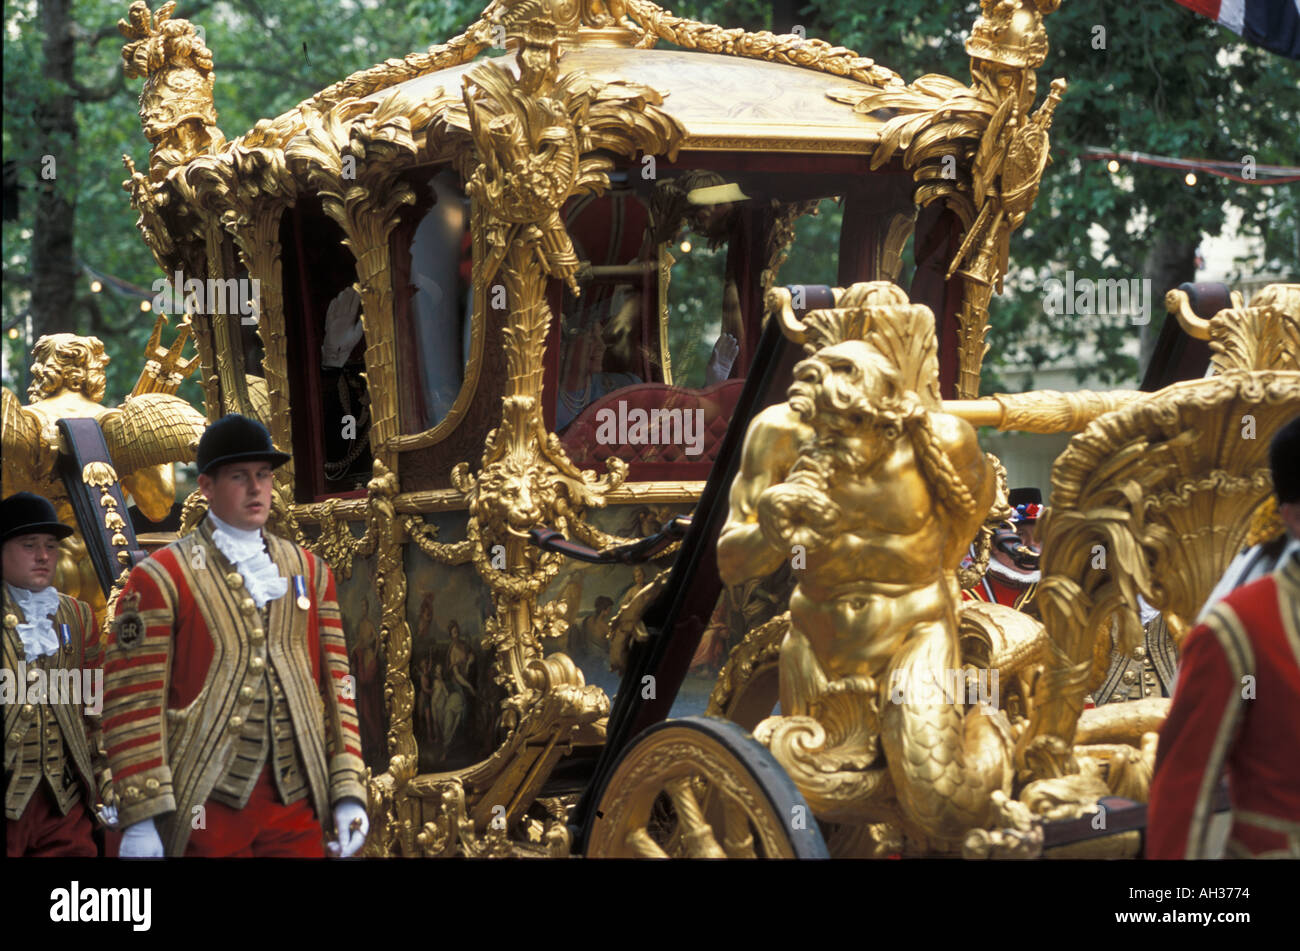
[789,0,1300,391]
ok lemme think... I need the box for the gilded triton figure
[723,282,1027,846]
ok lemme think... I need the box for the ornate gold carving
[119,1,225,182]
[134,314,200,395]
[694,283,1300,855]
[724,282,1008,843]
[1207,283,1300,374]
[706,613,787,720]
[1024,371,1300,772]
[622,0,903,87]
[830,1,1065,396]
[945,389,1147,433]
[1164,283,1300,377]
[3,332,205,617]
[286,93,437,477]
[586,726,800,858]
[205,144,298,486]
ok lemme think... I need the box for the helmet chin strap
[993,528,1040,572]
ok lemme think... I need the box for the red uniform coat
[961,567,1038,610]
[1147,552,1300,858]
[102,518,366,856]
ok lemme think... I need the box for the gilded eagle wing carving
[3,386,42,456]
[2,386,51,488]
[100,392,207,476]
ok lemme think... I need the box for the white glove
[321,287,364,368]
[705,333,740,385]
[97,803,119,827]
[119,817,165,858]
[328,797,368,858]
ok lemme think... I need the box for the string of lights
[1083,146,1300,185]
[79,260,156,311]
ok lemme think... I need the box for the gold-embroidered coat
[102,519,366,855]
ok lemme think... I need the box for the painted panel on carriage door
[538,502,695,704]
[404,515,499,773]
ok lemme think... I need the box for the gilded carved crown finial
[119,1,224,182]
[966,0,1060,69]
[493,0,638,49]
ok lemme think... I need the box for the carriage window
[396,169,473,433]
[281,199,372,499]
[554,172,758,478]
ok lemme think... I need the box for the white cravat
[6,582,61,659]
[207,512,288,609]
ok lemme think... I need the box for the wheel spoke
[665,776,727,858]
[721,799,757,858]
[625,827,670,858]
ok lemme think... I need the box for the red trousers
[184,766,325,858]
[6,784,97,857]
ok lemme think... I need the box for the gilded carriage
[17,0,1293,857]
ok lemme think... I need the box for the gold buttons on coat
[250,627,265,643]
[240,598,256,616]
[226,572,244,589]
[145,778,159,791]
[4,614,17,629]
[1122,670,1138,685]
[228,716,243,730]
[20,704,35,718]
[249,657,264,671]
[240,686,255,701]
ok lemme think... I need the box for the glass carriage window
[552,170,766,481]
[281,199,372,500]
[395,168,473,433]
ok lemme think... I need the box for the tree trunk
[31,0,79,344]
[1139,231,1197,375]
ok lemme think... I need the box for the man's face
[3,533,60,591]
[199,461,274,531]
[1282,501,1300,541]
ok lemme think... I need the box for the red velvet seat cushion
[560,378,745,471]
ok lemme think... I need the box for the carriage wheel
[585,716,828,858]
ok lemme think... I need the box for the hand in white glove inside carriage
[705,332,740,385]
[321,287,364,368]
[97,803,119,827]
[328,797,368,858]
[119,817,165,858]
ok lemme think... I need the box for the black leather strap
[56,417,149,595]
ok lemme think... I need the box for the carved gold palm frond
[859,302,942,411]
[1024,370,1300,755]
[100,392,206,476]
[1209,283,1300,375]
